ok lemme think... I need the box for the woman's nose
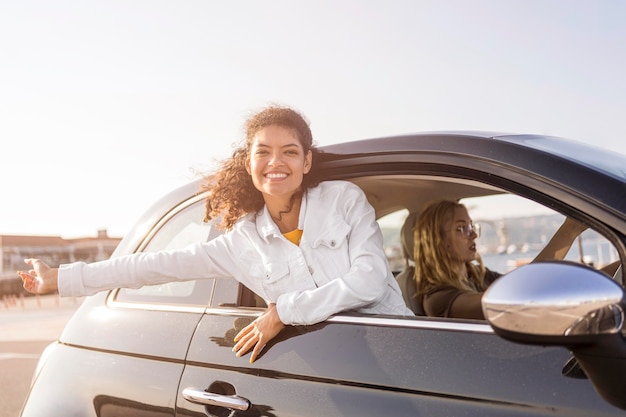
[268,152,283,166]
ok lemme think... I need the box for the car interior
[357,174,622,319]
[112,174,623,321]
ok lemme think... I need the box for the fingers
[17,271,30,283]
[24,258,39,267]
[250,342,264,364]
[17,271,38,293]
[24,258,46,273]
[233,321,252,347]
[231,308,284,363]
[232,321,267,363]
[19,260,41,294]
[232,324,258,358]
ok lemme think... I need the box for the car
[20,132,626,416]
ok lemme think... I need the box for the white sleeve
[58,238,239,297]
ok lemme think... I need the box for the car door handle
[182,387,250,411]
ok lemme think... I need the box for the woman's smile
[265,171,289,180]
[247,125,312,204]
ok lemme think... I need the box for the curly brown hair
[201,105,322,230]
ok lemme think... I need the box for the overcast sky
[2,0,625,238]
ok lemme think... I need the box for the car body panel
[59,290,207,359]
[175,312,619,416]
[20,132,626,416]
[20,342,182,416]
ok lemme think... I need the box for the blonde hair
[414,200,487,295]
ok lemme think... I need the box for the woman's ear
[304,150,312,174]
[245,158,251,175]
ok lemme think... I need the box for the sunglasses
[456,223,481,238]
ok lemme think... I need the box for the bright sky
[2,0,625,238]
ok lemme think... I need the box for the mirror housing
[482,261,626,410]
[483,261,624,342]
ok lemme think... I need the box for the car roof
[320,132,626,182]
[317,132,626,218]
[115,132,626,256]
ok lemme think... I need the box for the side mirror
[482,261,626,410]
[483,261,624,342]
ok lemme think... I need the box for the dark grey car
[20,132,626,416]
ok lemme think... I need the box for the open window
[461,194,620,275]
[355,174,623,320]
[113,196,265,309]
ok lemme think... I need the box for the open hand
[232,303,285,363]
[17,258,59,294]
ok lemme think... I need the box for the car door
[173,219,622,416]
[173,178,624,415]
[177,310,622,416]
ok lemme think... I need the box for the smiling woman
[245,125,312,233]
[200,106,323,232]
[18,104,412,364]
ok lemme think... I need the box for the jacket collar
[255,190,309,243]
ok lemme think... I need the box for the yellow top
[283,228,303,245]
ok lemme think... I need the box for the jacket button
[330,240,336,247]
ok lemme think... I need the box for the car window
[113,179,622,319]
[380,191,619,282]
[461,194,620,274]
[378,209,408,273]
[372,184,621,322]
[114,198,240,307]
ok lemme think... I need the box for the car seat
[395,211,425,315]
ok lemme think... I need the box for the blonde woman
[413,200,586,319]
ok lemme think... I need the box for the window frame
[109,193,253,311]
[106,173,623,333]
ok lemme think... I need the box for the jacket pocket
[251,261,291,302]
[311,216,351,250]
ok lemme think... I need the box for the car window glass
[114,199,238,307]
[461,194,620,274]
[371,186,621,322]
[113,182,622,317]
[378,209,408,273]
[141,200,219,252]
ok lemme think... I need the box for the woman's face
[444,206,479,263]
[246,125,312,203]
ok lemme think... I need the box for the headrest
[401,211,420,261]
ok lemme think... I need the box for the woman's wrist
[44,268,60,292]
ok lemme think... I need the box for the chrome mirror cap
[482,262,624,339]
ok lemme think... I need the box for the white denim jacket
[59,180,412,325]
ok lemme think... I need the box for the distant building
[0,230,121,295]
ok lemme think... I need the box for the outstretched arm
[18,258,59,294]
[532,217,587,262]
